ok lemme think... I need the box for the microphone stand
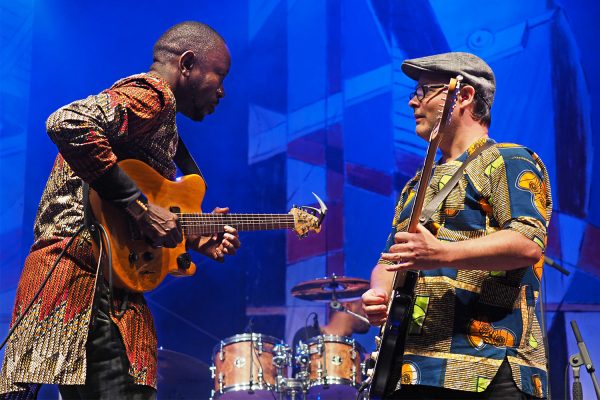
[544,256,570,276]
[569,320,600,400]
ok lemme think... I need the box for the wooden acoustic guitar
[365,76,462,398]
[89,159,326,293]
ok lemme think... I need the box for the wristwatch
[125,194,148,219]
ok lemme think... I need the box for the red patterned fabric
[0,73,178,396]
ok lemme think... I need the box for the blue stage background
[1,0,599,398]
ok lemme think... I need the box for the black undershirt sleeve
[88,164,143,209]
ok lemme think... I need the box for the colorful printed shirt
[380,137,552,398]
[0,73,178,397]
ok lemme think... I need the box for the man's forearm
[370,263,395,295]
[442,229,542,271]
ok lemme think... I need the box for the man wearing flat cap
[362,52,552,399]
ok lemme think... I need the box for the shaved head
[151,21,230,121]
[153,21,226,64]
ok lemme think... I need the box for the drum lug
[258,367,264,383]
[352,365,357,385]
[219,341,224,361]
[218,373,224,392]
[317,361,323,379]
[210,365,215,379]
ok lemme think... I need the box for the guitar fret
[178,213,296,234]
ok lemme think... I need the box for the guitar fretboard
[178,213,295,235]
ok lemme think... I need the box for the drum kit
[209,275,371,400]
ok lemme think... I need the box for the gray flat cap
[401,52,495,107]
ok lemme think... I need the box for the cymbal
[157,348,211,398]
[291,275,370,301]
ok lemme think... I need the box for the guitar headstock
[289,193,327,238]
[439,75,463,129]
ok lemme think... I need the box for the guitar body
[367,271,419,398]
[89,159,204,293]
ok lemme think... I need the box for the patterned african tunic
[0,72,179,398]
[380,137,552,398]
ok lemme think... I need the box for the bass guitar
[365,76,462,398]
[89,159,326,293]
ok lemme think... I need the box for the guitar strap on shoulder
[419,141,494,225]
[174,136,207,188]
[82,137,204,230]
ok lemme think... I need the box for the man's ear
[458,85,476,108]
[179,51,195,77]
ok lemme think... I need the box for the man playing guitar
[362,52,552,399]
[0,21,240,399]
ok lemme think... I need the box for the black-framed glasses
[409,84,448,101]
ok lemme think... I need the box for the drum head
[305,335,366,354]
[306,334,354,346]
[212,333,284,357]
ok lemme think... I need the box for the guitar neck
[178,213,295,235]
[392,79,460,290]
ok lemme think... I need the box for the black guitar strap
[174,136,207,187]
[82,136,204,232]
[419,141,494,226]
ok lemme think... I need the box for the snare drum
[211,333,290,399]
[303,335,364,399]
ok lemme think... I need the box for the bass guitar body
[89,159,203,293]
[367,271,419,398]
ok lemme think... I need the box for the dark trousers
[58,281,156,400]
[388,359,536,400]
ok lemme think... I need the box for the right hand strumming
[129,201,183,248]
[361,288,389,326]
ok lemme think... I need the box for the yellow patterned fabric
[0,73,178,397]
[381,137,552,398]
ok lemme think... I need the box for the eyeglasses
[409,84,448,101]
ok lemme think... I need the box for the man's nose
[408,95,419,108]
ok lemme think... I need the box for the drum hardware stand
[330,300,371,325]
[325,274,371,325]
[569,320,600,400]
[273,343,289,400]
[248,333,255,395]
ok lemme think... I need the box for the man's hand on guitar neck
[186,207,241,262]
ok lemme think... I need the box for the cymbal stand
[326,274,370,325]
